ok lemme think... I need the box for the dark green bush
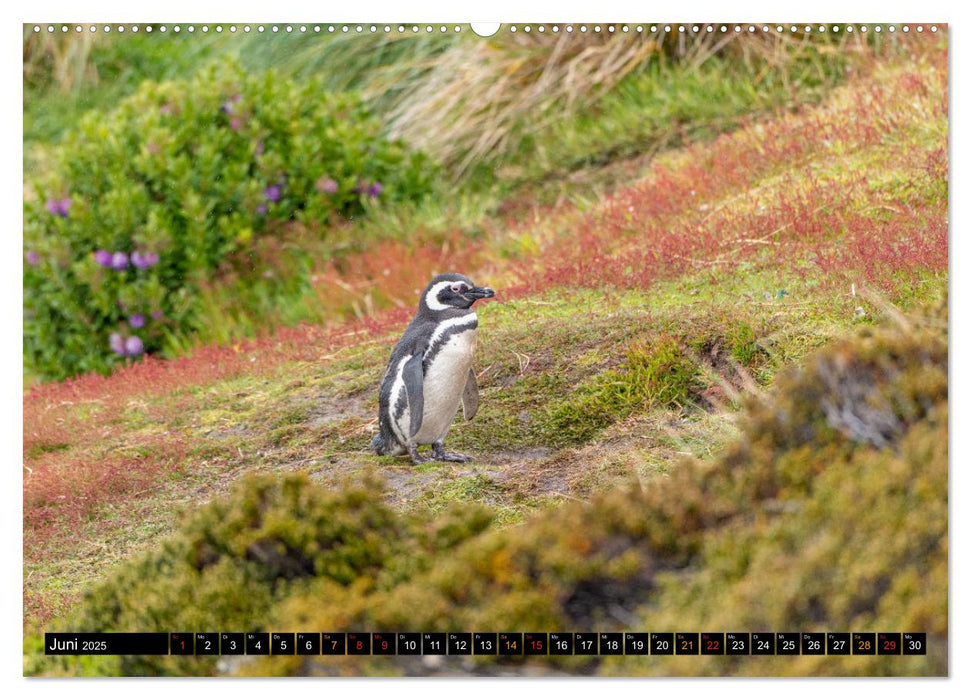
[24,62,434,380]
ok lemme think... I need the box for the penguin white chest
[413,327,477,444]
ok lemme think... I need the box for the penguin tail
[370,433,387,455]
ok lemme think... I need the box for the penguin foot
[408,445,434,465]
[433,442,471,463]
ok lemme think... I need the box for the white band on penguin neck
[424,280,456,311]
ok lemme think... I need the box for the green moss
[25,442,71,458]
[545,337,704,446]
[417,475,504,513]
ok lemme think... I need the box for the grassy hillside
[28,298,946,677]
[23,32,947,676]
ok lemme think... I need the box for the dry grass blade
[23,29,100,92]
[380,33,662,177]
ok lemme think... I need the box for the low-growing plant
[546,337,704,445]
[24,61,435,380]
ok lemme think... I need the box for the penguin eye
[450,284,463,293]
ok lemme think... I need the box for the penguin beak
[467,285,495,300]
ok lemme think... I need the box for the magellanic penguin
[371,273,495,464]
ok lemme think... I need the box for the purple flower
[112,252,129,269]
[257,204,268,215]
[317,177,339,194]
[151,309,164,321]
[368,182,384,198]
[110,252,129,270]
[229,116,244,131]
[263,184,282,202]
[221,94,242,114]
[160,103,172,115]
[26,250,40,266]
[131,251,159,269]
[125,335,144,356]
[255,140,264,156]
[109,333,126,355]
[94,249,112,267]
[129,314,146,329]
[45,198,71,218]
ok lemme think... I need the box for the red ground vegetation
[310,235,484,320]
[23,431,189,584]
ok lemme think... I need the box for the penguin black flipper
[461,367,479,421]
[402,352,425,439]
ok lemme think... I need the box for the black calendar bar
[42,631,928,656]
[44,633,169,655]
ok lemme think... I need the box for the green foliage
[545,337,704,445]
[27,472,493,676]
[24,61,434,380]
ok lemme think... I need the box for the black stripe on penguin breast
[422,317,478,372]
[393,387,408,421]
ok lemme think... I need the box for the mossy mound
[27,303,946,677]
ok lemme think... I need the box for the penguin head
[420,273,495,313]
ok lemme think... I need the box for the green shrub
[24,61,435,380]
[545,337,704,445]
